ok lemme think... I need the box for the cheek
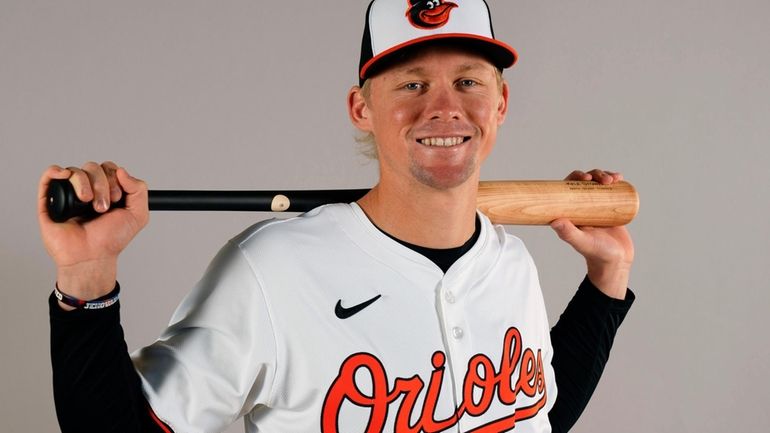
[472,98,497,123]
[471,96,504,132]
[390,107,411,127]
[470,98,501,159]
[379,101,422,139]
[390,99,421,123]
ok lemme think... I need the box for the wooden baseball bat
[476,180,638,226]
[46,179,638,226]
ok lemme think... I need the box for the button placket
[444,289,456,304]
[441,285,463,340]
[436,278,473,417]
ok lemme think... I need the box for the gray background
[1,0,768,432]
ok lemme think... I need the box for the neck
[357,174,479,249]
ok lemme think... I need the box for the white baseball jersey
[132,202,557,432]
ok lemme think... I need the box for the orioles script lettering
[321,327,548,432]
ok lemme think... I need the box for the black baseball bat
[46,179,369,223]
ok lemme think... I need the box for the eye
[458,79,478,88]
[404,82,424,91]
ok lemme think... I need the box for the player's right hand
[38,162,149,304]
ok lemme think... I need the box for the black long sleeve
[49,292,171,433]
[548,277,635,433]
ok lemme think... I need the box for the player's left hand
[550,169,634,300]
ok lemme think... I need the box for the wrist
[586,262,631,300]
[56,258,118,301]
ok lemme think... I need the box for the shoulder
[478,212,529,250]
[474,212,537,274]
[228,203,355,255]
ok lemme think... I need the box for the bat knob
[46,179,126,222]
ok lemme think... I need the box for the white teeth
[419,137,465,147]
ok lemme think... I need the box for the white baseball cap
[358,0,517,84]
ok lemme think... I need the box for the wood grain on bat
[476,180,639,226]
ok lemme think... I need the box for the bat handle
[46,179,126,222]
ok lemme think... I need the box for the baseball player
[41,1,635,432]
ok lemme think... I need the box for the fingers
[83,161,112,212]
[586,168,623,185]
[565,169,624,184]
[39,161,133,221]
[564,170,592,181]
[101,161,122,203]
[62,166,89,205]
[62,161,127,213]
[550,218,589,252]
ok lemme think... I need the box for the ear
[496,80,509,126]
[347,85,373,132]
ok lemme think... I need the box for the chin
[411,163,477,190]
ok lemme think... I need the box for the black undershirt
[376,216,481,273]
[49,218,634,432]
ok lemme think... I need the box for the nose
[424,84,462,121]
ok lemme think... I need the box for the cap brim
[360,33,517,81]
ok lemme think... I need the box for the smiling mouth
[418,136,470,147]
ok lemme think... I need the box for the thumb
[550,218,589,252]
[115,167,149,220]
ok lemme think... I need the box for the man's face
[350,45,508,191]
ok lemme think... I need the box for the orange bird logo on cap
[406,0,458,29]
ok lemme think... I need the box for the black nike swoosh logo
[335,294,382,319]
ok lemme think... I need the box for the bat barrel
[476,180,639,226]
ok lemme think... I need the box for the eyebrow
[455,63,489,74]
[399,62,490,76]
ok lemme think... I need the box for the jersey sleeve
[548,276,635,433]
[132,240,278,433]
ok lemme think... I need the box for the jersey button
[452,326,464,339]
[444,290,455,304]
